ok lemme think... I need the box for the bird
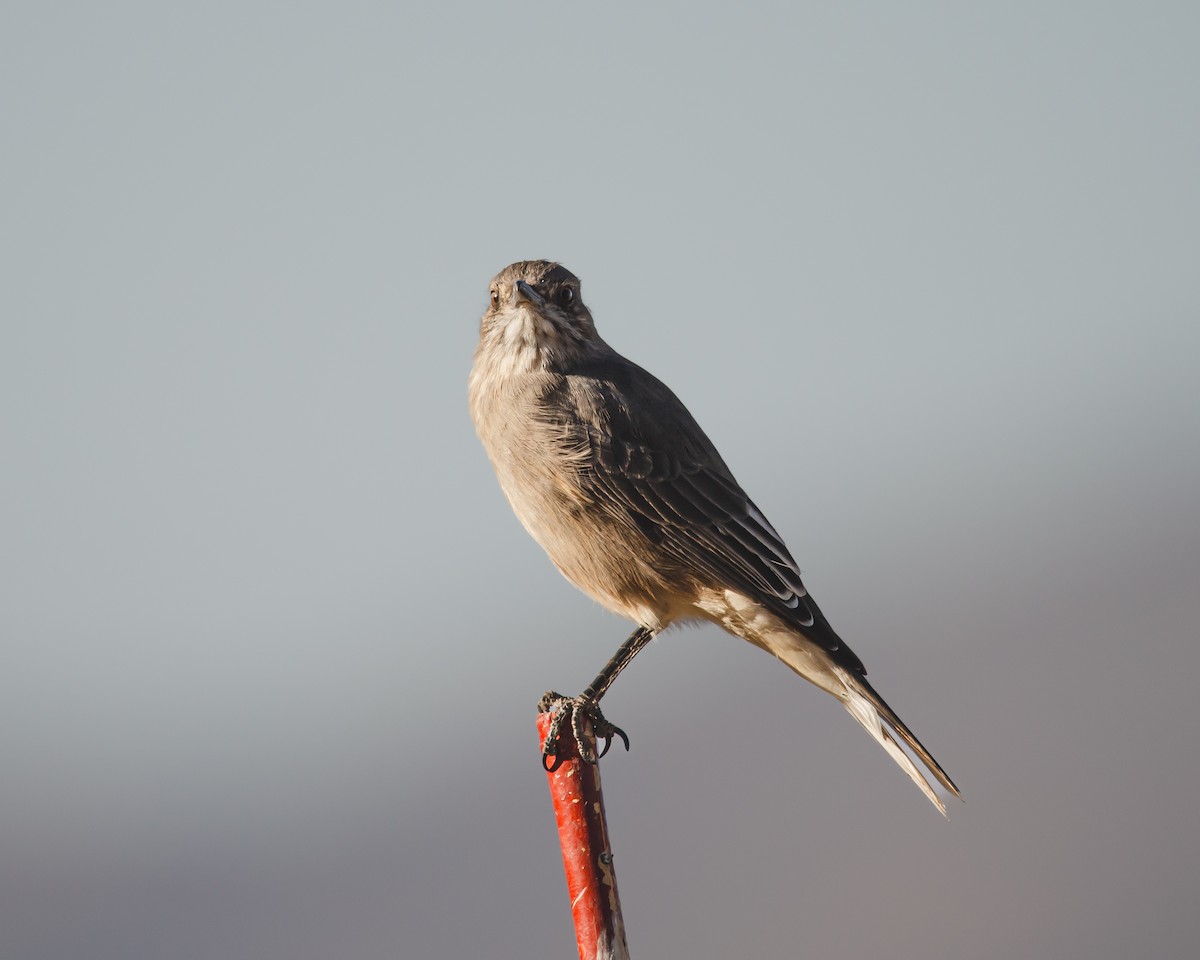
[468,259,960,814]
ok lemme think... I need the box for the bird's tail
[839,672,961,816]
[767,636,961,816]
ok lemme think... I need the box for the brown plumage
[469,260,960,813]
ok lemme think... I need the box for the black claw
[540,699,570,771]
[535,692,631,767]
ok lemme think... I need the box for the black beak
[513,279,544,307]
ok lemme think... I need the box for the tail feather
[763,631,960,815]
[842,681,959,816]
[854,674,961,799]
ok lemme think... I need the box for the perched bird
[468,260,960,814]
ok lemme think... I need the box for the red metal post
[538,711,630,960]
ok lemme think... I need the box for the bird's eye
[490,288,500,309]
[557,286,575,308]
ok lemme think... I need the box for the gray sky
[3,2,1198,958]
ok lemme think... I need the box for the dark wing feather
[560,357,865,675]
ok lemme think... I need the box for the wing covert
[584,425,815,625]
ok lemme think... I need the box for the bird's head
[477,260,600,373]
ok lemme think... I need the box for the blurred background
[3,2,1198,958]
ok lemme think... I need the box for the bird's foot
[538,691,630,771]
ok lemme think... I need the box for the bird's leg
[539,625,656,771]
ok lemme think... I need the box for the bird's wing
[563,360,863,672]
[592,434,808,606]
